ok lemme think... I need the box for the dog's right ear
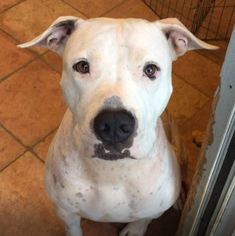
[157,18,218,60]
[18,16,83,55]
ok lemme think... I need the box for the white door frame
[176,26,235,236]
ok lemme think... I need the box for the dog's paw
[119,219,151,236]
[119,226,143,236]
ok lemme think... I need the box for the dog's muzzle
[93,109,135,145]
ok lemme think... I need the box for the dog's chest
[49,157,178,223]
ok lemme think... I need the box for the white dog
[19,16,216,236]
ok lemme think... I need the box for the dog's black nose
[93,110,135,144]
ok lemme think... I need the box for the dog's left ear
[18,16,84,55]
[157,18,218,60]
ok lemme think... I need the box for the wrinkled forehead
[64,18,171,65]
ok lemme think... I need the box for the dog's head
[19,17,217,161]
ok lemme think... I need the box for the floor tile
[0,0,21,12]
[197,40,227,65]
[0,31,34,80]
[105,0,159,21]
[81,220,119,236]
[0,152,64,236]
[64,0,125,17]
[0,59,66,146]
[146,208,180,236]
[167,74,209,122]
[173,51,221,97]
[178,100,213,186]
[0,126,25,171]
[33,131,56,161]
[41,51,63,72]
[179,99,213,138]
[0,0,85,54]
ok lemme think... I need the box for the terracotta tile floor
[0,0,225,235]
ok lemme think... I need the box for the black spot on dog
[76,192,83,198]
[113,186,120,191]
[59,181,65,188]
[53,174,57,185]
[128,200,137,209]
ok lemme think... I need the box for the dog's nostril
[120,124,131,133]
[93,110,135,144]
[100,123,110,132]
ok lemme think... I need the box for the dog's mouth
[92,143,135,161]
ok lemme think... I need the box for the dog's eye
[73,60,89,74]
[144,64,160,80]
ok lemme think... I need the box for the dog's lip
[92,144,135,161]
[92,153,135,161]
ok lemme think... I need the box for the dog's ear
[18,16,83,55]
[157,18,218,59]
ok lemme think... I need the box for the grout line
[0,122,58,170]
[0,121,58,154]
[0,27,22,43]
[0,123,30,150]
[31,51,60,74]
[181,98,213,126]
[0,56,38,83]
[29,149,45,163]
[61,0,89,18]
[32,126,58,148]
[0,148,45,174]
[0,150,27,173]
[0,124,44,165]
[197,97,213,117]
[0,48,51,83]
[0,28,50,83]
[170,72,213,126]
[99,0,127,17]
[172,71,213,99]
[0,0,26,15]
[0,26,61,75]
[195,50,224,66]
[0,28,47,57]
[62,0,127,18]
[39,51,62,74]
[142,0,161,19]
[0,28,61,83]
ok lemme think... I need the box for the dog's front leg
[57,207,82,236]
[119,218,153,236]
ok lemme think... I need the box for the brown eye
[144,64,160,80]
[73,60,89,74]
